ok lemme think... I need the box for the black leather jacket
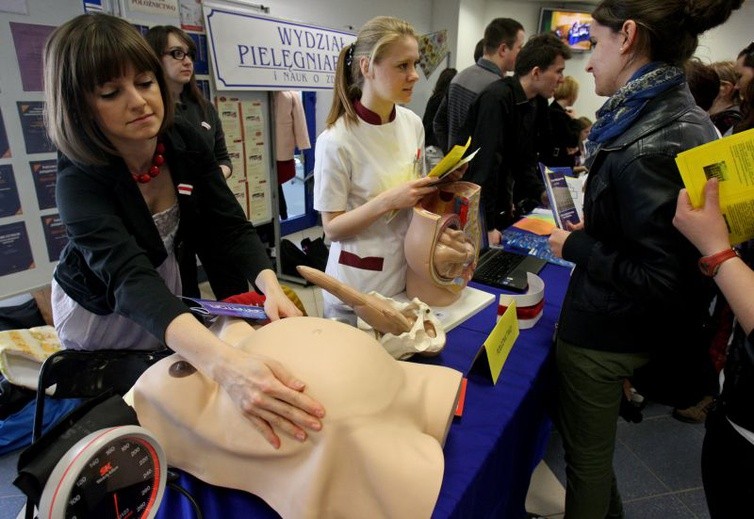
[53,119,271,343]
[558,83,717,353]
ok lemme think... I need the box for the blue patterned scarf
[584,62,685,156]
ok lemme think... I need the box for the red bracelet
[698,248,738,277]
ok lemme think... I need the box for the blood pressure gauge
[39,425,166,519]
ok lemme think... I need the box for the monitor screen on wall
[538,8,593,52]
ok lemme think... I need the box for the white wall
[457,0,487,70]
[696,2,754,64]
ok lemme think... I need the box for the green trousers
[554,337,651,519]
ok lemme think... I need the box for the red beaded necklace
[131,141,166,184]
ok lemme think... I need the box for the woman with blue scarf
[547,1,743,517]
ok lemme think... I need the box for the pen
[413,147,422,176]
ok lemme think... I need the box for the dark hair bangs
[76,28,161,94]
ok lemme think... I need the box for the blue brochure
[181,297,268,321]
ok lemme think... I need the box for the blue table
[156,262,571,518]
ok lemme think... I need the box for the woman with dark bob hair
[547,0,743,516]
[43,13,325,449]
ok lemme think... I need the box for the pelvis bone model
[296,265,446,359]
[404,181,481,306]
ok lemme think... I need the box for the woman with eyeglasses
[145,25,249,301]
[44,13,323,449]
[145,26,232,181]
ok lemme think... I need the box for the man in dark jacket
[464,32,571,245]
[432,18,524,153]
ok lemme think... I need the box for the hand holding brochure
[538,163,581,229]
[427,137,479,180]
[675,128,754,245]
[387,138,478,223]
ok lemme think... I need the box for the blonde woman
[313,16,441,324]
[544,75,582,167]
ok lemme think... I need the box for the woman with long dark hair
[547,1,743,516]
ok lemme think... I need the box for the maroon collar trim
[354,99,396,125]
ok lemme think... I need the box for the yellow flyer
[675,128,754,245]
[428,137,475,179]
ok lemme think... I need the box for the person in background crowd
[473,38,484,63]
[574,115,593,173]
[685,58,721,114]
[542,75,583,168]
[422,67,457,148]
[734,70,754,133]
[145,25,248,301]
[709,60,742,135]
[312,16,442,324]
[673,178,754,517]
[547,0,743,516]
[432,18,525,152]
[735,41,754,101]
[44,13,323,449]
[145,25,232,180]
[464,32,571,245]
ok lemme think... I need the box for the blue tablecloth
[157,263,571,518]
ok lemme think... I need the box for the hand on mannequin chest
[132,316,462,518]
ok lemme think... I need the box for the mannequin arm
[296,265,412,335]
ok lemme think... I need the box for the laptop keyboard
[472,250,525,286]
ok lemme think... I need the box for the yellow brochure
[676,128,754,245]
[427,137,477,179]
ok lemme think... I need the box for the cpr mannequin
[405,182,481,306]
[132,316,463,518]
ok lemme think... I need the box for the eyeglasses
[163,49,195,61]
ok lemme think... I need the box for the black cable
[167,475,203,519]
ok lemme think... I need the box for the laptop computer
[471,215,547,292]
[472,248,547,292]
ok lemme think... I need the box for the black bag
[0,377,35,420]
[280,238,311,277]
[301,237,328,272]
[14,393,138,506]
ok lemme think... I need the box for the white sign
[203,5,356,91]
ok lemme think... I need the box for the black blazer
[463,75,550,230]
[54,119,271,342]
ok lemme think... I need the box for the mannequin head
[133,317,462,518]
[405,182,481,306]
